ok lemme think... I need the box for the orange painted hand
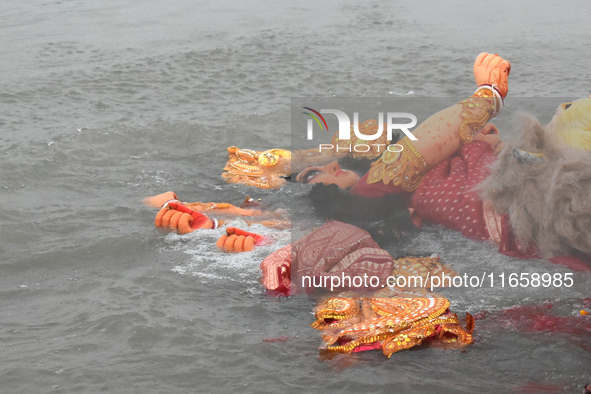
[216,227,267,252]
[143,191,179,208]
[154,202,215,234]
[473,53,511,97]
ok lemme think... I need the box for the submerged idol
[145,53,591,271]
[293,54,591,269]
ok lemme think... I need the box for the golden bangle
[458,86,502,145]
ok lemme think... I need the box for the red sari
[352,141,591,271]
[260,221,394,295]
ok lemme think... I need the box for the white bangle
[474,85,503,117]
[161,199,181,209]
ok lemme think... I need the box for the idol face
[296,161,360,189]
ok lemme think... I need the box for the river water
[1,0,590,392]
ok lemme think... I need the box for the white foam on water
[166,219,291,288]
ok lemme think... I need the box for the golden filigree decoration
[367,137,431,192]
[311,287,473,357]
[459,86,501,144]
[391,256,458,286]
[222,146,291,189]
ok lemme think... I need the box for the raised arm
[356,53,510,196]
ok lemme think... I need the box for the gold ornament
[311,287,473,357]
[367,137,431,192]
[459,86,502,144]
[222,146,291,189]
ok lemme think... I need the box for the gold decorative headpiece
[222,146,292,189]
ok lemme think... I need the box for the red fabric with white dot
[410,141,496,241]
[349,140,591,270]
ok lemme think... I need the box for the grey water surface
[1,0,590,392]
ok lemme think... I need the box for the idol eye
[300,169,322,184]
[564,103,572,110]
